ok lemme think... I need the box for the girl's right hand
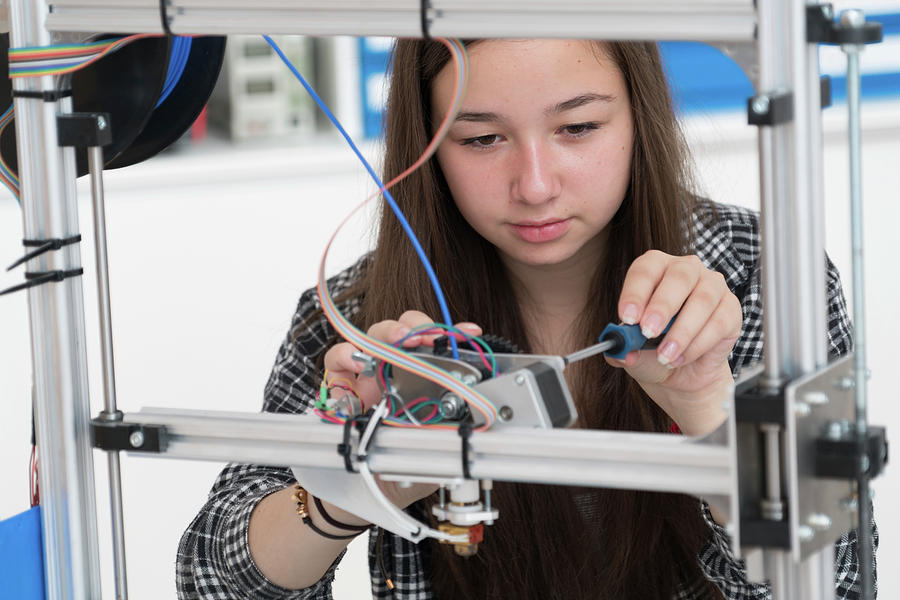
[321,310,482,512]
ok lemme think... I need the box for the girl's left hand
[606,250,742,436]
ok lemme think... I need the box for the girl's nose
[510,141,561,206]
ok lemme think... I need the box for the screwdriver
[564,318,675,365]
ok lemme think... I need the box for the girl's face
[432,40,634,271]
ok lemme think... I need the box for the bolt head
[804,391,829,405]
[514,374,525,385]
[794,402,811,417]
[807,513,832,531]
[835,376,855,390]
[840,9,866,28]
[797,525,815,542]
[499,406,514,421]
[752,95,770,114]
[129,430,144,448]
[97,116,107,130]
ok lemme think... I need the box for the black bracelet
[292,484,361,541]
[313,496,370,532]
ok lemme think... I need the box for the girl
[177,38,867,599]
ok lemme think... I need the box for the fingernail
[456,322,481,332]
[622,304,640,325]
[641,314,664,339]
[657,341,679,366]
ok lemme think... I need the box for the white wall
[1,98,898,600]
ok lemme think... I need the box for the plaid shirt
[176,202,876,599]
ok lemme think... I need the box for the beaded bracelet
[291,483,366,541]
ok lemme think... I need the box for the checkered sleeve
[690,202,876,599]
[176,260,368,599]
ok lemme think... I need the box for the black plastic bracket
[747,92,794,127]
[740,518,791,549]
[91,418,168,453]
[735,379,785,425]
[807,4,884,45]
[821,75,832,109]
[57,112,113,148]
[815,426,889,479]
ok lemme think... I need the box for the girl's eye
[560,122,599,137]
[461,134,501,148]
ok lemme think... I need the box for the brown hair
[330,39,720,599]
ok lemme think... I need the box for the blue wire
[155,36,192,108]
[263,35,460,358]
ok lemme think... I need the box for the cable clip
[0,268,84,297]
[7,235,82,271]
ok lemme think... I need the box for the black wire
[458,422,473,479]
[376,527,396,594]
[159,0,173,35]
[420,0,431,41]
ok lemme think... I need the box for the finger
[655,269,728,366]
[618,250,670,325]
[367,319,422,348]
[669,292,741,369]
[324,342,368,375]
[640,255,706,339]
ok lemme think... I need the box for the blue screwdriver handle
[599,317,675,360]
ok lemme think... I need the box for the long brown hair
[329,39,720,599]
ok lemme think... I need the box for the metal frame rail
[5,0,883,598]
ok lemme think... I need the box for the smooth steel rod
[88,144,129,600]
[840,9,873,599]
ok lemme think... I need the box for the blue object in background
[0,506,46,600]
[357,13,900,137]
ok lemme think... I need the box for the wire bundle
[264,36,498,431]
[7,35,156,78]
[314,322,499,430]
[0,107,18,198]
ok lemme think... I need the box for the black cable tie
[159,0,173,35]
[458,422,473,479]
[0,268,83,297]
[420,0,432,41]
[8,235,82,271]
[12,89,73,102]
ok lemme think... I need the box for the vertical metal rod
[840,9,873,599]
[89,144,129,600]
[795,2,831,596]
[8,1,103,598]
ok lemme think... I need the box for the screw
[752,95,770,115]
[129,430,144,448]
[798,525,815,542]
[499,406,514,421]
[462,374,478,386]
[807,513,832,531]
[804,391,829,406]
[861,454,870,473]
[835,377,854,390]
[825,420,844,440]
[794,402,811,417]
[514,374,525,385]
[840,497,859,512]
[97,116,107,130]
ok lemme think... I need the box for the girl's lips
[509,219,571,243]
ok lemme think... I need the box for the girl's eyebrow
[453,93,617,124]
[547,93,616,115]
